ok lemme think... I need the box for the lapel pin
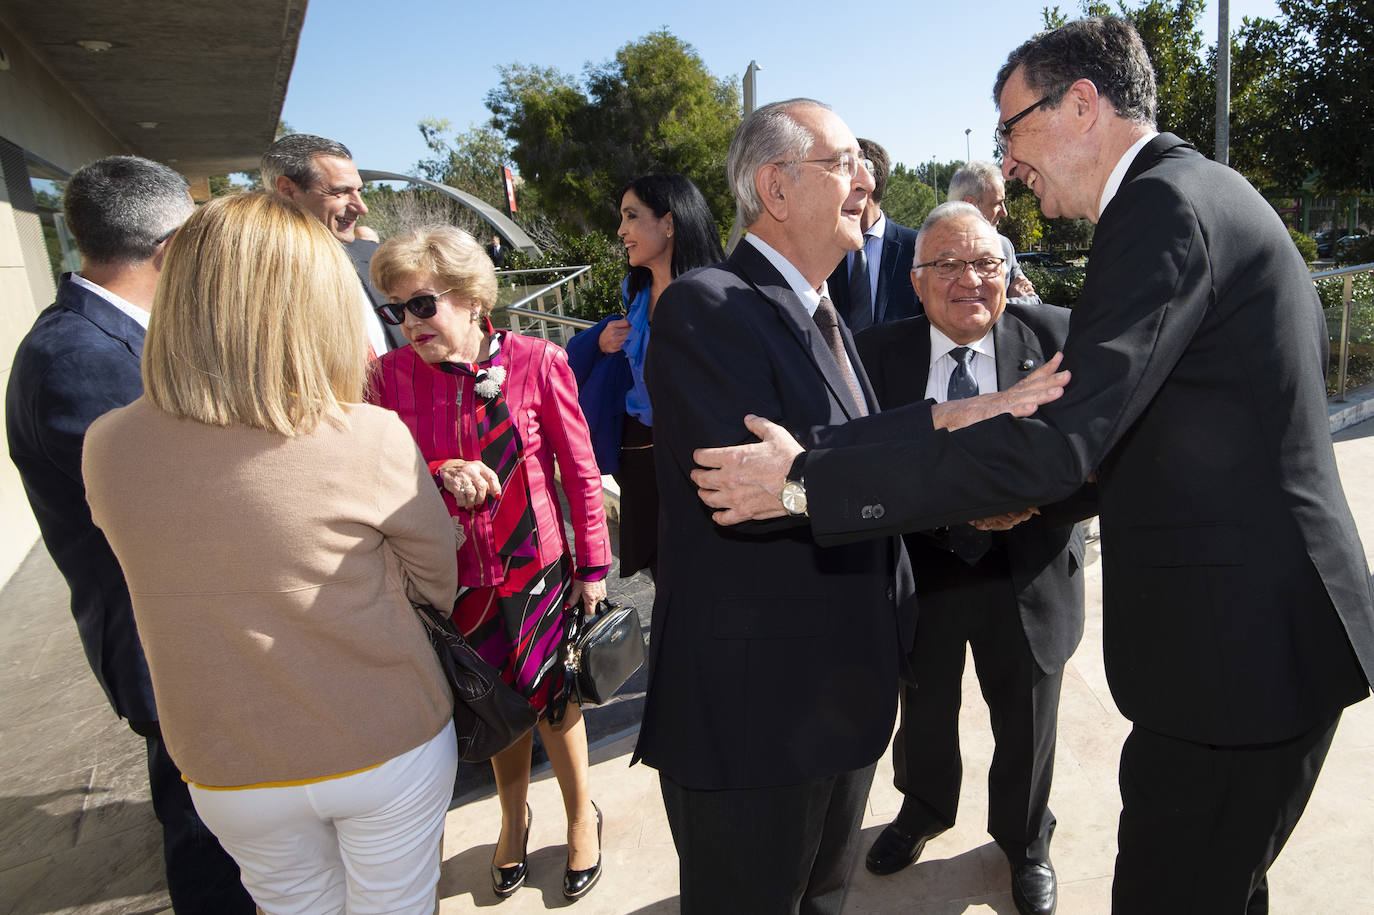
[1019,359,1036,371]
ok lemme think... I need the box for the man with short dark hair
[7,156,253,913]
[825,138,921,332]
[859,202,1082,915]
[691,16,1374,913]
[262,133,402,352]
[948,161,1040,301]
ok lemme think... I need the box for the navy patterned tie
[945,346,991,564]
[847,245,873,333]
[813,296,869,416]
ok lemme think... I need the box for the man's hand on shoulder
[932,352,1068,431]
[691,415,801,525]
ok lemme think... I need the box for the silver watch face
[781,480,807,515]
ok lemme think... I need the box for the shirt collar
[70,272,150,329]
[1098,131,1158,220]
[744,234,823,316]
[928,321,994,366]
[865,211,886,242]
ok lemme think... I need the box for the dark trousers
[892,550,1061,864]
[1111,711,1341,915]
[132,721,254,913]
[660,764,875,915]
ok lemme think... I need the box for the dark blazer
[344,238,408,351]
[804,134,1374,746]
[6,275,157,721]
[826,216,921,327]
[635,240,917,790]
[855,303,1084,675]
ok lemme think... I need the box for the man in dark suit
[7,156,253,913]
[856,203,1084,915]
[261,133,405,352]
[634,98,918,915]
[824,138,921,332]
[690,17,1374,913]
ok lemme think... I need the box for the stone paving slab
[4,419,1374,913]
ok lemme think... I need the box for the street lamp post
[965,128,972,163]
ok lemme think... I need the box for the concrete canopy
[0,0,305,178]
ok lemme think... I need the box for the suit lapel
[730,243,869,420]
[992,312,1048,392]
[873,222,901,324]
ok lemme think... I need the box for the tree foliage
[486,30,739,234]
[882,163,937,229]
[413,120,514,210]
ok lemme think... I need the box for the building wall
[0,20,128,584]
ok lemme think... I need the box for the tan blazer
[84,399,457,787]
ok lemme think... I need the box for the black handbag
[412,602,537,763]
[561,598,646,707]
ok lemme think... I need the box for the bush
[502,229,626,322]
[1289,228,1318,263]
[1020,264,1085,308]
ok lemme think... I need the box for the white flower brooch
[474,365,507,400]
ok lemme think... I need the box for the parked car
[1017,251,1075,274]
[1320,228,1366,259]
[1335,233,1374,263]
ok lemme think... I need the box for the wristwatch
[781,452,808,517]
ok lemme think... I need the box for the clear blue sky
[281,0,1278,182]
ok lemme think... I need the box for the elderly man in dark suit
[824,138,921,332]
[857,202,1084,915]
[689,17,1374,914]
[633,98,917,915]
[7,156,253,913]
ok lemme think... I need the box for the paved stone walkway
[4,417,1374,913]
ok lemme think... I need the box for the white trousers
[189,721,458,915]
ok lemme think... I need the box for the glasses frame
[996,95,1052,155]
[913,256,1007,281]
[375,288,453,326]
[772,151,874,180]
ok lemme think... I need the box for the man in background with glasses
[856,201,1083,915]
[824,138,922,332]
[261,133,404,354]
[691,16,1374,913]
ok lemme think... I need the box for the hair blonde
[142,192,367,435]
[370,225,498,316]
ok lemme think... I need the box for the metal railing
[1313,261,1374,401]
[496,265,595,347]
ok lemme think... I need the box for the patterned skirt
[454,553,572,717]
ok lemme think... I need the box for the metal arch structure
[357,170,540,255]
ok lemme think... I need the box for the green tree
[882,163,937,229]
[414,120,513,210]
[486,29,739,233]
[1002,190,1046,250]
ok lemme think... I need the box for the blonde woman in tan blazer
[83,193,459,915]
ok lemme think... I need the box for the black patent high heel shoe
[491,803,531,899]
[563,800,602,901]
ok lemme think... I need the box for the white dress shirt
[924,324,998,402]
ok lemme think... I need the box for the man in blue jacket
[7,156,252,912]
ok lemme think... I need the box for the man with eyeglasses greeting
[855,201,1083,915]
[261,134,404,354]
[690,17,1374,914]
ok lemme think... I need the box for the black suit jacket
[6,275,157,721]
[635,241,917,790]
[805,134,1374,746]
[344,238,408,351]
[856,303,1085,675]
[826,217,921,327]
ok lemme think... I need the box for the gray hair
[947,161,1003,207]
[62,156,193,266]
[727,98,825,227]
[993,16,1157,127]
[260,134,354,190]
[912,201,988,272]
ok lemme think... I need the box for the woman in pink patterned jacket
[367,226,612,903]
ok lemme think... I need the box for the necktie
[848,244,873,334]
[812,296,868,416]
[945,346,991,564]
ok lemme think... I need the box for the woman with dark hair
[566,173,724,578]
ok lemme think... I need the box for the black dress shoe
[491,804,531,899]
[1010,860,1057,915]
[563,801,602,901]
[865,823,943,876]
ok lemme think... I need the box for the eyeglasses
[914,257,1006,280]
[774,151,874,179]
[996,95,1052,155]
[375,289,453,326]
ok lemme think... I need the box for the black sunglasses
[375,289,452,326]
